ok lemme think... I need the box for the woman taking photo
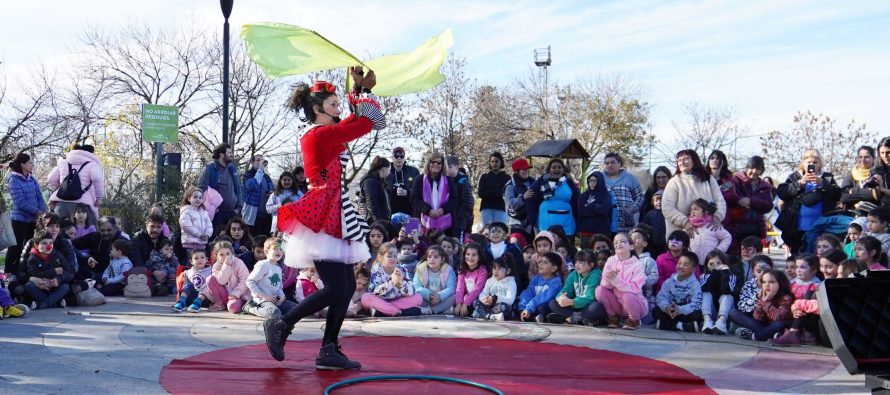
[527,158,580,237]
[662,149,726,240]
[359,156,392,224]
[775,149,841,254]
[410,152,460,236]
[264,67,384,370]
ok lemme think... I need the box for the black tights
[281,261,356,346]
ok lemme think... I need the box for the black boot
[264,317,292,361]
[316,343,361,370]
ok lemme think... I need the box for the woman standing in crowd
[46,144,105,222]
[410,152,459,236]
[504,157,535,232]
[662,149,726,240]
[726,156,774,252]
[840,145,881,210]
[775,149,841,254]
[872,137,890,207]
[5,152,46,286]
[708,150,738,226]
[527,158,580,237]
[477,152,511,227]
[602,153,644,234]
[640,166,671,219]
[359,156,392,224]
[264,67,384,370]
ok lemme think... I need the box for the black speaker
[818,271,890,392]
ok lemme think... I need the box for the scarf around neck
[688,213,712,228]
[421,174,451,231]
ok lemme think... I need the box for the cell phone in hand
[807,163,816,174]
[404,218,420,235]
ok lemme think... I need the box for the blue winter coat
[7,171,46,223]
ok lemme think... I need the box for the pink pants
[595,286,648,321]
[360,293,422,316]
[203,277,244,314]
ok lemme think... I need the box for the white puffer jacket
[179,205,213,245]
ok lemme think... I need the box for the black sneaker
[399,307,422,317]
[546,313,566,324]
[316,343,361,370]
[682,322,699,333]
[263,317,291,361]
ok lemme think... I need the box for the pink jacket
[599,255,646,298]
[211,257,250,300]
[46,149,105,217]
[689,225,732,266]
[455,265,489,305]
[179,205,213,246]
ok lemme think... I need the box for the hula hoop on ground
[324,375,504,395]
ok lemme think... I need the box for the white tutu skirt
[283,222,370,268]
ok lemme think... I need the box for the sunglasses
[310,81,336,94]
[393,154,405,159]
[430,161,442,165]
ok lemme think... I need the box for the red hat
[393,147,405,154]
[511,158,531,172]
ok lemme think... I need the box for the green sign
[142,104,179,143]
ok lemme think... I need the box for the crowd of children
[6,181,890,352]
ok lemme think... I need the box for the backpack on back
[57,161,92,200]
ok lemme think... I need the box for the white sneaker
[714,316,728,335]
[535,315,545,324]
[490,313,504,321]
[444,307,454,315]
[30,301,38,310]
[60,299,67,308]
[676,322,684,331]
[702,315,714,334]
[420,306,433,315]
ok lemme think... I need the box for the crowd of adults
[3,137,888,312]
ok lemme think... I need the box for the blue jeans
[480,209,509,227]
[25,281,70,309]
[729,309,789,340]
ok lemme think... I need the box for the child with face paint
[655,230,693,293]
[25,230,72,308]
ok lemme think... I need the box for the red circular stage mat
[160,336,714,394]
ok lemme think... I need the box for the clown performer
[263,66,385,370]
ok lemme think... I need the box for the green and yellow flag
[241,23,453,96]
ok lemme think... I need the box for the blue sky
[3,0,889,160]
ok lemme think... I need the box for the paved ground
[0,295,867,395]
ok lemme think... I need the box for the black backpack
[57,162,92,200]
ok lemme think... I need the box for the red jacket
[277,115,372,238]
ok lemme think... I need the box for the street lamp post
[220,0,234,146]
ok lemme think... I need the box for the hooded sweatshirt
[576,171,613,235]
[478,275,518,306]
[559,268,602,309]
[528,231,570,281]
[656,272,703,316]
[599,254,646,301]
[46,149,106,218]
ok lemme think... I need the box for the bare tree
[761,111,874,176]
[0,66,72,162]
[671,102,747,167]
[415,55,475,157]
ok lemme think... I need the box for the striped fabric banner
[340,151,369,241]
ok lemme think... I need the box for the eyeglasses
[310,81,336,93]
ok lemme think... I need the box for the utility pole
[534,46,552,139]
